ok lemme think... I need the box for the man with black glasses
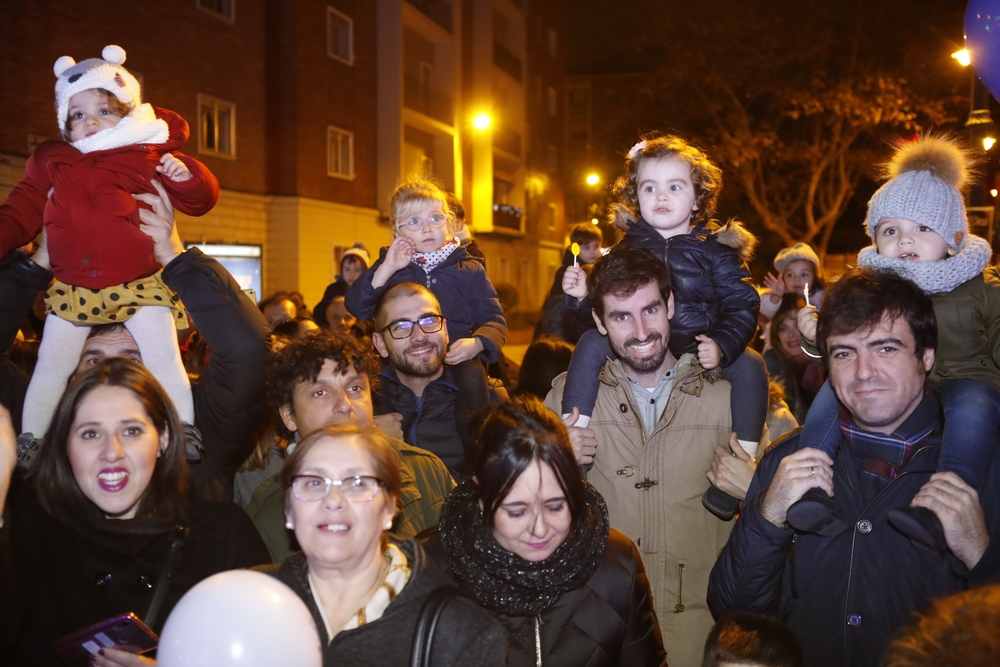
[371,282,494,479]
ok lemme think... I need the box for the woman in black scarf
[428,395,666,666]
[0,358,270,666]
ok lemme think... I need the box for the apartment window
[547,203,557,230]
[198,94,236,159]
[546,144,558,172]
[419,62,433,115]
[548,28,558,58]
[197,0,235,22]
[328,126,355,179]
[547,86,558,116]
[327,7,354,65]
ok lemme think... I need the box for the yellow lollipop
[571,242,580,266]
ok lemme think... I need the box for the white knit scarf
[71,103,169,154]
[856,234,992,294]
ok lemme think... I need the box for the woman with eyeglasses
[345,176,508,476]
[0,359,270,667]
[257,423,506,666]
[426,396,667,666]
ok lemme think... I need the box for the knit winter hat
[865,136,970,251]
[53,45,141,129]
[340,243,370,268]
[774,243,820,274]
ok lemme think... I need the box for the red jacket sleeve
[159,152,220,217]
[0,153,50,256]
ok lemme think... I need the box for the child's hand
[157,153,192,182]
[797,305,818,343]
[562,265,588,299]
[695,334,722,369]
[763,273,786,304]
[371,237,416,288]
[445,337,484,365]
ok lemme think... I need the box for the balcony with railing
[406,0,452,32]
[492,125,522,157]
[493,204,522,232]
[493,43,522,82]
[403,77,454,126]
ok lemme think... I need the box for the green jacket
[244,436,455,563]
[927,267,1000,392]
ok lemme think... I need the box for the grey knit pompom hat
[865,135,972,251]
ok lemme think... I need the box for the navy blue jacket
[708,393,1000,667]
[345,245,506,363]
[570,218,759,367]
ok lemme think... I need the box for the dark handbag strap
[410,586,459,667]
[143,524,189,629]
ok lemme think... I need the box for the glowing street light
[585,173,600,186]
[991,188,998,198]
[473,113,491,130]
[984,136,996,151]
[591,217,599,225]
[953,49,972,67]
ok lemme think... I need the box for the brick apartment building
[0,0,567,313]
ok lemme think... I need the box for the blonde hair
[388,175,456,237]
[612,133,722,224]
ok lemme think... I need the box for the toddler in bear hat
[0,45,219,456]
[788,134,1000,559]
[760,242,825,320]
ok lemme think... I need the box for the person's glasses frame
[379,314,445,340]
[290,475,384,503]
[395,213,451,233]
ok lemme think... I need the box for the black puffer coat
[569,217,759,367]
[424,528,667,667]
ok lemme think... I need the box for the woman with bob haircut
[0,358,270,667]
[426,395,666,666]
[256,422,505,666]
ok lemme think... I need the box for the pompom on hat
[774,243,821,274]
[53,45,141,129]
[865,135,973,251]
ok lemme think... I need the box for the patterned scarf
[411,238,459,274]
[839,393,938,482]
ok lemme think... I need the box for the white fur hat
[53,45,141,130]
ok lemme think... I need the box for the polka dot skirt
[45,270,187,328]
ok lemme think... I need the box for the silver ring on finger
[810,467,815,475]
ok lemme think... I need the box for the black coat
[258,538,507,667]
[424,529,666,667]
[569,218,759,367]
[1,483,271,666]
[708,394,1000,667]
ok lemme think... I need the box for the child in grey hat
[788,134,1000,558]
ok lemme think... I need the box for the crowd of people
[0,45,999,667]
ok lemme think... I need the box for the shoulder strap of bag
[143,524,189,629]
[410,586,459,667]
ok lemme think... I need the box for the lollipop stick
[803,283,810,304]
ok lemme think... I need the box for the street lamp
[953,49,971,67]
[585,173,600,186]
[985,136,997,151]
[473,113,491,130]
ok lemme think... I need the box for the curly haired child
[561,133,768,519]
[0,46,219,449]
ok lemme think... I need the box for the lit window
[198,94,236,159]
[328,126,355,179]
[198,0,235,22]
[328,7,354,65]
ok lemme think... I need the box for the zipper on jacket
[789,534,798,600]
[534,614,542,667]
[674,562,685,613]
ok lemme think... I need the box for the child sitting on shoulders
[344,176,507,475]
[0,45,219,452]
[790,134,1000,557]
[561,133,768,519]
[760,243,825,321]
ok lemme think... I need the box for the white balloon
[158,570,322,666]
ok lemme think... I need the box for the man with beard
[371,283,490,479]
[545,244,738,667]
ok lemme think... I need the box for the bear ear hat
[101,45,127,66]
[53,55,76,78]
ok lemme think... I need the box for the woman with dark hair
[764,294,825,424]
[428,395,666,666]
[0,358,270,667]
[257,423,505,666]
[513,335,574,401]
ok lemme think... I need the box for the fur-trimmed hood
[610,203,757,261]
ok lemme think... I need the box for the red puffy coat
[0,108,218,288]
